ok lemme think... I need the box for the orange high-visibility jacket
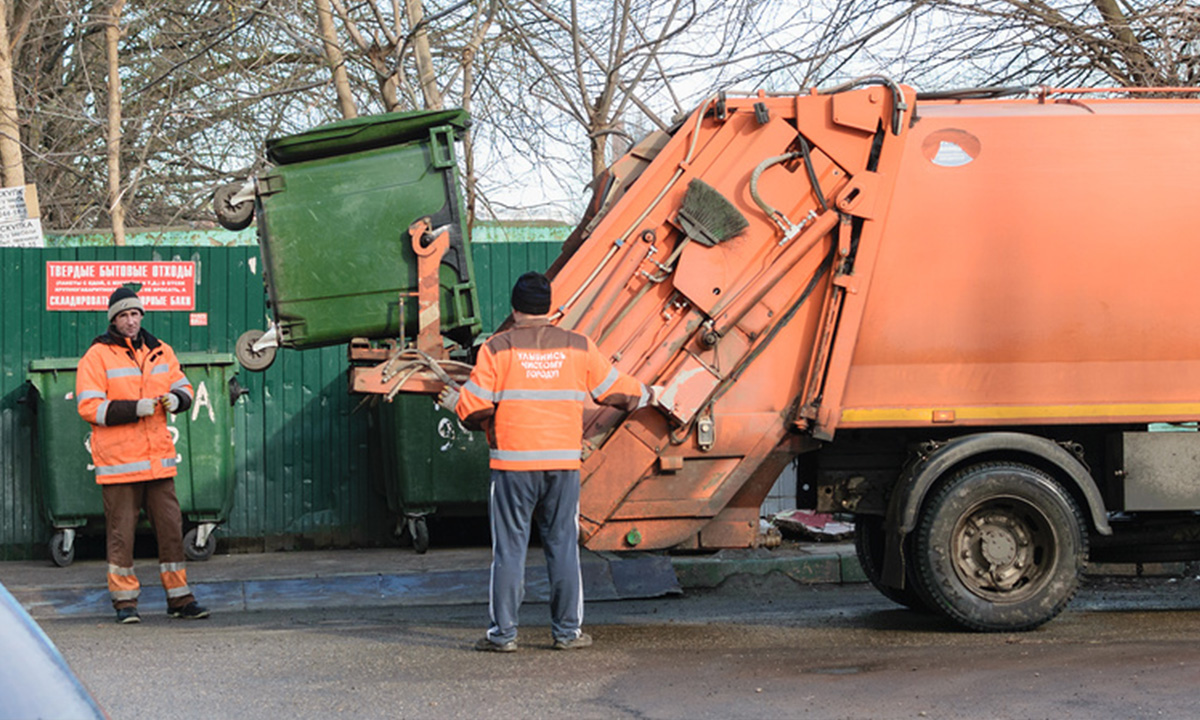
[457,318,649,471]
[75,330,193,484]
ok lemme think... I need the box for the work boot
[552,632,593,650]
[474,636,517,653]
[115,607,141,624]
[168,601,210,620]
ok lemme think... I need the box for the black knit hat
[510,272,552,315]
[107,286,144,322]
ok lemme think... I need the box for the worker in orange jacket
[76,286,209,624]
[442,271,655,652]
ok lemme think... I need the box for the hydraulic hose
[816,74,907,135]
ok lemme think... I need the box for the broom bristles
[676,178,749,247]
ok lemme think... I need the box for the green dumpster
[27,353,238,567]
[373,393,490,553]
[235,108,483,370]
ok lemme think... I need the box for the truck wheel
[914,462,1087,632]
[236,329,277,372]
[213,182,254,230]
[854,516,927,611]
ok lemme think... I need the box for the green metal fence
[0,231,564,559]
[472,228,564,331]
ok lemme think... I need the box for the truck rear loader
[494,78,1200,633]
[234,77,1200,632]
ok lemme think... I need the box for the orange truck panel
[535,83,1200,563]
[545,87,909,551]
[836,98,1200,428]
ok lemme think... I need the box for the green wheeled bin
[229,108,483,371]
[374,393,490,553]
[27,353,239,567]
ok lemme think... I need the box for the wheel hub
[953,505,1048,596]
[979,526,1018,566]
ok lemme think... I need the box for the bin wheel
[214,182,254,231]
[184,527,217,562]
[236,329,277,372]
[49,531,75,568]
[407,516,430,554]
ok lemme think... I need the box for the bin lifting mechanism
[349,218,472,399]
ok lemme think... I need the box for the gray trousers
[486,468,584,644]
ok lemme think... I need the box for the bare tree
[105,0,126,244]
[882,1,1200,89]
[4,0,1196,235]
[12,1,342,229]
[405,0,444,109]
[489,0,695,180]
[469,0,927,218]
[0,0,25,187]
[316,0,358,118]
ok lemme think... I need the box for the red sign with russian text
[46,261,196,312]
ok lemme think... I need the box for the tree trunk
[405,0,443,110]
[460,4,495,237]
[316,0,358,118]
[589,134,608,179]
[105,1,125,246]
[0,0,24,187]
[1090,0,1153,84]
[463,54,475,239]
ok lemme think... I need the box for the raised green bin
[373,393,490,553]
[27,353,238,567]
[252,109,482,354]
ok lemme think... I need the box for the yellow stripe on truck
[840,402,1200,424]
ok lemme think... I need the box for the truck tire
[913,461,1087,632]
[854,516,928,611]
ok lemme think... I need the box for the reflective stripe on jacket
[75,329,193,484]
[456,318,649,471]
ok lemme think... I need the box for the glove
[159,393,180,413]
[136,398,157,417]
[437,385,460,413]
[649,385,666,408]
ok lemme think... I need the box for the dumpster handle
[429,126,456,169]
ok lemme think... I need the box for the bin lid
[28,357,78,372]
[29,353,234,373]
[177,352,236,366]
[266,108,470,165]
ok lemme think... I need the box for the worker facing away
[441,271,655,652]
[75,286,210,624]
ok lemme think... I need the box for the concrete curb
[670,544,864,588]
[5,541,1190,621]
[2,549,687,621]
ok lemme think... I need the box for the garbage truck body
[533,81,1200,632]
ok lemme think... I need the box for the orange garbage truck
[361,77,1200,631]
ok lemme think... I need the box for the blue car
[0,580,106,720]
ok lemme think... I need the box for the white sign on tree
[0,185,42,248]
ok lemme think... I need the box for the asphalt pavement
[0,541,864,620]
